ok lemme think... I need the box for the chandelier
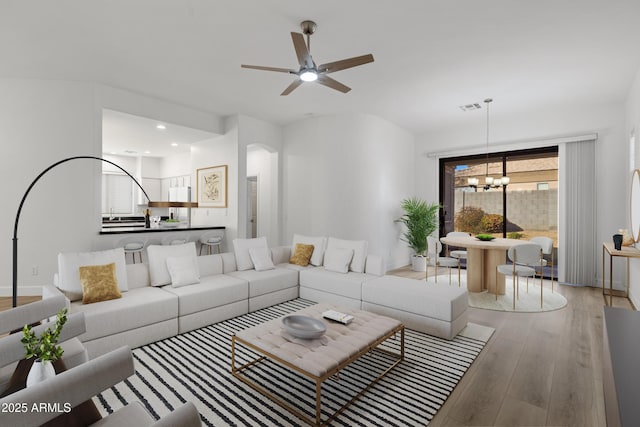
[468,98,509,191]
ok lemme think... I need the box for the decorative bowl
[475,234,496,241]
[282,315,326,339]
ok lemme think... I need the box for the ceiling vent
[459,103,482,112]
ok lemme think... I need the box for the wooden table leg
[486,249,506,295]
[466,247,484,292]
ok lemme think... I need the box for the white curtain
[559,139,596,285]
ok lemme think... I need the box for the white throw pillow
[248,247,275,272]
[233,237,268,271]
[147,242,197,286]
[166,255,200,288]
[325,238,368,273]
[58,248,129,301]
[291,234,327,267]
[323,248,354,274]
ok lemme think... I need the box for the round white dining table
[439,235,526,294]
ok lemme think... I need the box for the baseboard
[0,285,42,297]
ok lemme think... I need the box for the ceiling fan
[241,20,374,96]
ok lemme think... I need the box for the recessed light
[156,124,166,130]
[171,142,179,147]
[144,150,151,154]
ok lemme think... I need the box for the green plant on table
[21,308,68,362]
[396,197,441,256]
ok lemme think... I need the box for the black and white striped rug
[94,299,492,426]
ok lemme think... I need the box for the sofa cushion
[166,255,200,288]
[289,243,314,267]
[299,268,370,300]
[291,234,327,266]
[147,242,197,286]
[162,274,248,316]
[249,246,275,272]
[323,248,354,274]
[79,262,122,304]
[233,237,268,271]
[71,287,178,342]
[326,238,368,273]
[58,248,128,301]
[362,275,468,322]
[228,268,298,298]
[197,254,224,277]
[125,263,150,290]
[276,263,317,272]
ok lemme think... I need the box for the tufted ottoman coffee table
[231,303,404,426]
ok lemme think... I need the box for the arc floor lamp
[11,155,197,308]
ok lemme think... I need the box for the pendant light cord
[485,98,492,177]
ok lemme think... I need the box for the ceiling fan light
[300,70,318,82]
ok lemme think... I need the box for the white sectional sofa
[45,235,468,358]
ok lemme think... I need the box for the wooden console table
[601,242,640,306]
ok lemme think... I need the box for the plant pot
[26,360,56,387]
[412,255,427,272]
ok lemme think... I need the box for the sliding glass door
[439,147,559,276]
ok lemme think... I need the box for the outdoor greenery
[455,207,485,234]
[455,207,522,234]
[396,197,440,256]
[481,213,503,233]
[21,308,68,362]
[508,232,524,239]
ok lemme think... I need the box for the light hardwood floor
[389,265,633,427]
[2,273,633,426]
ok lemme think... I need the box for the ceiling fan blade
[317,54,374,74]
[280,79,303,96]
[291,32,313,69]
[317,75,351,93]
[241,64,294,73]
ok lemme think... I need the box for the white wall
[0,79,223,297]
[247,146,278,245]
[237,115,283,243]
[282,114,415,270]
[190,118,239,251]
[626,66,640,308]
[416,102,627,288]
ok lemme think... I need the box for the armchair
[0,346,201,427]
[0,296,88,395]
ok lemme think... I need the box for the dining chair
[446,231,471,287]
[496,243,544,309]
[529,236,554,292]
[427,236,460,285]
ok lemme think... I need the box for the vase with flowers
[21,308,68,387]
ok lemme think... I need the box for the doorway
[247,176,258,238]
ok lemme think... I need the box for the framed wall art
[197,165,228,208]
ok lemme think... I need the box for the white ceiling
[3,1,640,135]
[102,109,218,158]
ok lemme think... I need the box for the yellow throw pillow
[289,243,314,266]
[79,262,122,304]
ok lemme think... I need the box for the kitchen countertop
[99,225,225,235]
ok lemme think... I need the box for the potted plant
[21,308,68,387]
[396,197,440,271]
